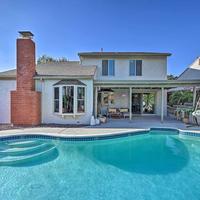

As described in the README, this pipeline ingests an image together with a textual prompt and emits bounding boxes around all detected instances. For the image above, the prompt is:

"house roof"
[53,79,86,86]
[78,52,171,57]
[178,57,200,80]
[0,61,96,79]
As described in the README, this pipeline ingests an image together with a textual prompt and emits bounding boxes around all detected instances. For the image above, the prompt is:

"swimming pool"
[0,129,200,200]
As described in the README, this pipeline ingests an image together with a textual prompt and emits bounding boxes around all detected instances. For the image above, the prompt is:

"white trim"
[161,87,164,122]
[129,87,132,120]
[53,84,86,116]
[193,86,197,107]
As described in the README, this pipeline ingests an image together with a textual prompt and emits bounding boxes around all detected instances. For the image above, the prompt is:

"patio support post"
[193,86,197,108]
[129,87,132,120]
[140,93,143,114]
[161,87,164,123]
[94,87,98,118]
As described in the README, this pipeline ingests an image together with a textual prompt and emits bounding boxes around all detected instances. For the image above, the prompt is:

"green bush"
[169,91,193,106]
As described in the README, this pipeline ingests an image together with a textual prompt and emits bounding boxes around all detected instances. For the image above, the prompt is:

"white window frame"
[129,60,142,76]
[53,85,86,116]
[77,86,86,113]
[102,60,115,76]
[53,87,60,113]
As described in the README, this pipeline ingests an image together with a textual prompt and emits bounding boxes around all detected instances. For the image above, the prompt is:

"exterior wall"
[36,79,93,125]
[0,80,16,123]
[81,56,167,81]
[110,89,129,108]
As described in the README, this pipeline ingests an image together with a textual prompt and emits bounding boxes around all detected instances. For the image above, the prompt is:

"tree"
[37,55,68,64]
[169,91,193,106]
[167,74,178,80]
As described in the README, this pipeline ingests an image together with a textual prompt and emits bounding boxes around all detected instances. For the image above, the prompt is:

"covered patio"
[94,79,200,122]
[93,115,191,129]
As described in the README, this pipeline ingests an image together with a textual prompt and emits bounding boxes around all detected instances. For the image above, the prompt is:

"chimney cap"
[18,31,34,39]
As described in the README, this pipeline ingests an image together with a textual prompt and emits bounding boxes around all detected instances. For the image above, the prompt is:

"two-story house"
[0,32,199,125]
[79,52,170,122]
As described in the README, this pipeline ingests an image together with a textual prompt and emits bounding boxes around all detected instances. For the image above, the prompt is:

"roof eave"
[94,79,200,88]
[78,52,172,57]
[0,76,16,80]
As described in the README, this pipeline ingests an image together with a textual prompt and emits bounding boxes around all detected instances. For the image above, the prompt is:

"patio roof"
[94,79,200,88]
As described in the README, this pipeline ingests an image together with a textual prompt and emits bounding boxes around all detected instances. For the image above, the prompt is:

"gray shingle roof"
[178,57,200,80]
[0,61,96,79]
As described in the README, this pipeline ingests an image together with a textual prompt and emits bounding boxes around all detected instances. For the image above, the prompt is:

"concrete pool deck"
[0,116,200,137]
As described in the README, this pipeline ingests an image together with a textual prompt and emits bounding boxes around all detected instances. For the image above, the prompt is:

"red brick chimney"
[11,31,41,126]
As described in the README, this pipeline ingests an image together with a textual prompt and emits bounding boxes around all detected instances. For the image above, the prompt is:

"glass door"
[132,94,142,114]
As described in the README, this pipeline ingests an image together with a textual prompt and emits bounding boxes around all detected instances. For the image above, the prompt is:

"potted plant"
[182,108,192,124]
[175,108,182,120]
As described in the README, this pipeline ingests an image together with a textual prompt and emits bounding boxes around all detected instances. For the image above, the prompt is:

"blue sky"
[0,0,200,75]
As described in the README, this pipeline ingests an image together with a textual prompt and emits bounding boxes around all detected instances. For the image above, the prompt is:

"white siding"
[0,80,16,123]
[81,56,167,81]
[38,79,93,125]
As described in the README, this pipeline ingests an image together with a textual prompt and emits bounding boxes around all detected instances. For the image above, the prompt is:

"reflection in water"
[81,135,189,174]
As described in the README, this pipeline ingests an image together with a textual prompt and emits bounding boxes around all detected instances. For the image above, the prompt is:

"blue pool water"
[0,131,200,200]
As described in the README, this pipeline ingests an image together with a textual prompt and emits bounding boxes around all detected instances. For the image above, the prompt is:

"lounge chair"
[119,108,129,118]
[108,108,121,118]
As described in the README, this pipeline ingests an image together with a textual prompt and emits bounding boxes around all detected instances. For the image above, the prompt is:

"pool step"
[5,140,43,148]
[0,146,57,166]
[0,143,54,156]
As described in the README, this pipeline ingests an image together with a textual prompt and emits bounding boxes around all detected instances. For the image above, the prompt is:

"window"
[77,87,85,113]
[129,60,142,76]
[129,60,136,76]
[54,85,86,115]
[62,86,74,113]
[54,87,59,112]
[102,60,115,76]
[136,60,142,76]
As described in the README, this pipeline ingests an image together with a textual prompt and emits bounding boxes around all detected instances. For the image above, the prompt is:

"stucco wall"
[0,80,16,123]
[36,79,93,125]
[110,89,129,108]
[81,56,167,80]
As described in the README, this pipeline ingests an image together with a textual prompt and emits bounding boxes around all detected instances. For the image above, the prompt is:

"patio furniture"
[108,108,121,118]
[119,108,129,118]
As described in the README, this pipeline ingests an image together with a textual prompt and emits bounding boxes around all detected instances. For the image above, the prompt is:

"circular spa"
[0,130,200,200]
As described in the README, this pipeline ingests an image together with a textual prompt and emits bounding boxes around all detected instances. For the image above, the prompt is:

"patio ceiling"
[94,80,200,89]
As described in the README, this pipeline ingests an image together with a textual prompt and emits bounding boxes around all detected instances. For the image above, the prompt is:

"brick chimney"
[11,31,41,126]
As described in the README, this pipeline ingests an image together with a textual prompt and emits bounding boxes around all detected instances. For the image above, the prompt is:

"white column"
[129,87,132,120]
[193,86,197,108]
[140,93,143,114]
[161,87,164,122]
[94,87,98,118]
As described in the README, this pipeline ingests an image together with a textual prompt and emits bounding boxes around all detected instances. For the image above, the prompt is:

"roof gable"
[178,57,200,80]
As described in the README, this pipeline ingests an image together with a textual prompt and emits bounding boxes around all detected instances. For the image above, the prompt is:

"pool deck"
[0,116,200,137]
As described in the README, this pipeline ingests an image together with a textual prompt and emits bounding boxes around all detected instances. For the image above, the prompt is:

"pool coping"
[0,127,200,141]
